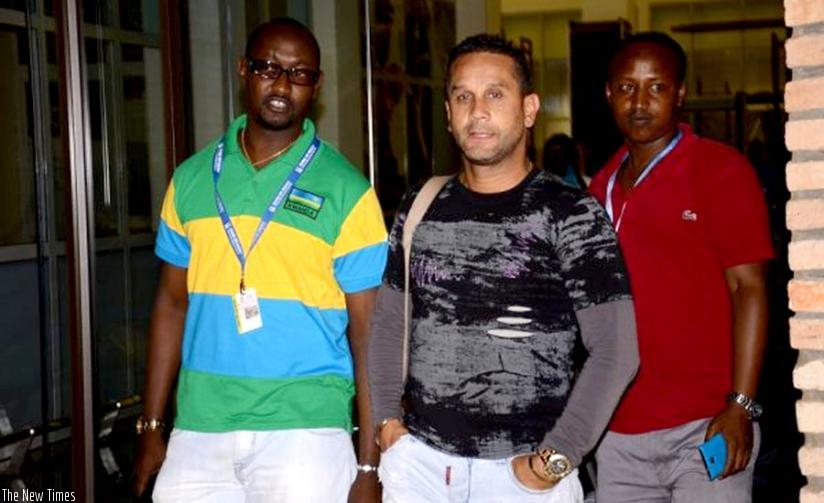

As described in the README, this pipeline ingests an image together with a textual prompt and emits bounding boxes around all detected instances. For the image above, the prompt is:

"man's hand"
[132,431,167,497]
[348,472,381,503]
[377,418,408,453]
[705,403,753,479]
[510,454,557,491]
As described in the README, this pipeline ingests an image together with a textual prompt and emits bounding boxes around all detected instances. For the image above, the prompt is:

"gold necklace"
[241,128,298,167]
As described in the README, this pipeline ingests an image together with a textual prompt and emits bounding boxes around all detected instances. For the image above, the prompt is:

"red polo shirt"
[589,124,773,434]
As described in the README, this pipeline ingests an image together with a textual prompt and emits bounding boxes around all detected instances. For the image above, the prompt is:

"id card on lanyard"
[212,134,320,334]
[605,130,682,233]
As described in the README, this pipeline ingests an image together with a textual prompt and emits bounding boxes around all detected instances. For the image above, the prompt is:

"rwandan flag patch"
[284,187,325,219]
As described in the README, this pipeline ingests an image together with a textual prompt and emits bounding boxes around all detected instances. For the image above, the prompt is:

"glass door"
[0,1,166,500]
[0,0,69,492]
[82,2,165,498]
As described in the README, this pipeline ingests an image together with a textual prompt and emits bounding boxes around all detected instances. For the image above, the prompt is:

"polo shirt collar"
[223,115,317,172]
[605,122,698,180]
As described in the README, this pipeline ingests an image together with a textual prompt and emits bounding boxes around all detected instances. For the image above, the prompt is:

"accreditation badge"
[233,287,263,334]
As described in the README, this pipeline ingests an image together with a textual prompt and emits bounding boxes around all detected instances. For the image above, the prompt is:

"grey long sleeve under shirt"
[368,171,639,465]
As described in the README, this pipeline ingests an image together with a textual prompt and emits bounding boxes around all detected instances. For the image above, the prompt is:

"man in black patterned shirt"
[368,34,640,503]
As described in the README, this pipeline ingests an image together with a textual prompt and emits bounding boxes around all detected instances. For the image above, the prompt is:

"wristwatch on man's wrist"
[726,391,763,420]
[535,448,573,483]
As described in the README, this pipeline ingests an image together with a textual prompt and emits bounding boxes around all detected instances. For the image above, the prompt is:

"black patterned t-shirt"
[381,169,633,459]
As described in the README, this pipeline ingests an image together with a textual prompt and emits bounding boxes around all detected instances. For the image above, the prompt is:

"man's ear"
[444,100,452,132]
[677,81,686,108]
[605,82,612,103]
[237,57,248,78]
[523,93,540,128]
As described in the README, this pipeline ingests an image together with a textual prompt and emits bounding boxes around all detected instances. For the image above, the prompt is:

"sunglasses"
[246,59,319,86]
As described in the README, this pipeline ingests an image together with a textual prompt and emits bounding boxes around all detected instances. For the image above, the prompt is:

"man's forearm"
[345,289,381,465]
[541,299,638,466]
[367,286,407,429]
[726,263,769,398]
[142,265,188,419]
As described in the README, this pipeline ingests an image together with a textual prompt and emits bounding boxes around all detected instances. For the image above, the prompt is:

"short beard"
[457,133,522,166]
[255,113,295,132]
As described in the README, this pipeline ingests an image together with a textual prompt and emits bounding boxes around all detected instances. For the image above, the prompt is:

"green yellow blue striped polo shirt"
[155,116,388,432]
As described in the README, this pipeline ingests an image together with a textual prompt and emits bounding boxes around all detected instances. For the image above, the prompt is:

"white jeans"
[153,428,356,503]
[379,433,583,503]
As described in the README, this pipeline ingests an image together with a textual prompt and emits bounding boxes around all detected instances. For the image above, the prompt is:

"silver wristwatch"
[727,391,763,420]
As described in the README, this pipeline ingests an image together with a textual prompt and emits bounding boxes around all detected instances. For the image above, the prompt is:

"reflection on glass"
[119,0,143,32]
[129,247,159,390]
[121,42,143,62]
[406,83,433,185]
[46,31,56,64]
[0,27,36,246]
[124,75,152,233]
[0,0,162,497]
[0,1,27,11]
[82,0,164,411]
[49,81,67,241]
[96,251,128,402]
[122,43,164,234]
[370,0,455,223]
[0,10,43,437]
[86,67,121,238]
[83,0,112,26]
[0,262,44,427]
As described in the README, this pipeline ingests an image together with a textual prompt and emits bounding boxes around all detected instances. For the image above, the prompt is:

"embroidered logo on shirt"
[284,188,324,219]
[682,209,698,222]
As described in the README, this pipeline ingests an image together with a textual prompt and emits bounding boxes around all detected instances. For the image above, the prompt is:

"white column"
[188,0,227,149]
[311,0,366,170]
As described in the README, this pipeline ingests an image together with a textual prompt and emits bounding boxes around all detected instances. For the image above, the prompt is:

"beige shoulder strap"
[400,175,452,381]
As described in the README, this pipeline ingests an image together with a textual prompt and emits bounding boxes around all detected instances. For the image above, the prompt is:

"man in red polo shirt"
[589,32,773,501]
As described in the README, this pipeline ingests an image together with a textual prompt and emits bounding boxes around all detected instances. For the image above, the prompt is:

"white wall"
[456,0,501,40]
[311,0,366,171]
[188,0,230,150]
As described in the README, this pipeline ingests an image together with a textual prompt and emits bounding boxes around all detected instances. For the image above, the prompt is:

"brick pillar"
[786,1,824,501]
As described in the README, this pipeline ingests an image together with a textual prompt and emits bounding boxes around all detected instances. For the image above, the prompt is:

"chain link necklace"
[241,128,299,168]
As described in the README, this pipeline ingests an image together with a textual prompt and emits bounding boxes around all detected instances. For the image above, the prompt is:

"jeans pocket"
[382,432,412,457]
[505,456,556,495]
[378,434,413,488]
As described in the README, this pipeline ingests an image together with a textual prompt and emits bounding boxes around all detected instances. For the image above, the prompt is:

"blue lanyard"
[605,130,682,232]
[212,134,320,292]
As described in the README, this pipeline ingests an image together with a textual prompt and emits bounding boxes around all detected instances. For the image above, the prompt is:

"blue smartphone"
[698,433,727,480]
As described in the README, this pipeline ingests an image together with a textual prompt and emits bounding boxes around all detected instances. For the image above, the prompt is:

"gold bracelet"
[135,416,165,435]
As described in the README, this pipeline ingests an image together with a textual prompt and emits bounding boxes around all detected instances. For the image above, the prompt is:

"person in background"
[589,31,772,502]
[132,17,387,503]
[542,133,587,189]
[368,33,638,503]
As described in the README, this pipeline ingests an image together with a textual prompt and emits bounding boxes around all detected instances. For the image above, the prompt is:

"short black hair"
[608,31,687,84]
[445,34,533,95]
[245,17,320,68]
